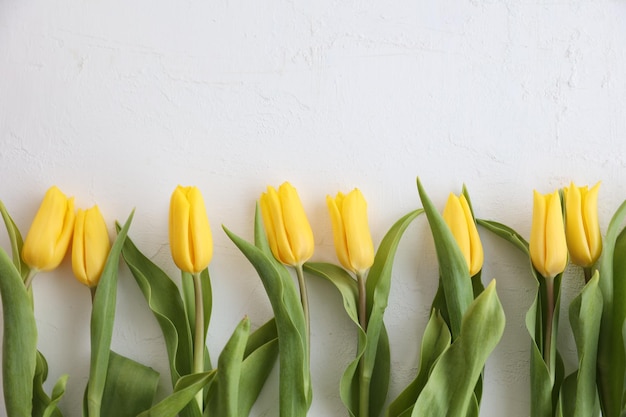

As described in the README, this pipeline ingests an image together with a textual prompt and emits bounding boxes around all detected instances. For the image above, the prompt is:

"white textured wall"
[1,1,626,416]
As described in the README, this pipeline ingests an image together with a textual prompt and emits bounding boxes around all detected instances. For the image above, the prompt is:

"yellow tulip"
[72,206,111,287]
[442,193,484,276]
[530,190,568,279]
[327,188,375,275]
[169,185,213,274]
[564,182,602,267]
[22,186,75,271]
[260,182,314,266]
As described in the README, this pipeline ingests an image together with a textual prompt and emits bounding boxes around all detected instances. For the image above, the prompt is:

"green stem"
[356,271,369,417]
[544,276,555,373]
[295,265,310,367]
[192,272,205,411]
[356,272,367,332]
[24,268,37,291]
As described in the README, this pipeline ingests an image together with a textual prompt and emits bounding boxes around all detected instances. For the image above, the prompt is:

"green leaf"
[597,199,626,417]
[387,311,451,417]
[0,200,30,280]
[417,178,473,339]
[476,218,530,256]
[86,211,134,417]
[0,248,37,417]
[238,319,279,417]
[99,351,159,417]
[137,371,216,417]
[119,231,195,384]
[566,272,602,417]
[224,205,310,417]
[42,374,69,417]
[410,280,505,417]
[211,317,251,417]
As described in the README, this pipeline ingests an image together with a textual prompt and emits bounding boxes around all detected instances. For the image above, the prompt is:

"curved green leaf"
[119,231,194,384]
[417,178,472,339]
[597,199,626,417]
[0,200,30,280]
[42,374,68,417]
[224,205,310,417]
[87,211,134,417]
[0,248,37,417]
[476,219,530,256]
[137,371,216,417]
[410,280,505,417]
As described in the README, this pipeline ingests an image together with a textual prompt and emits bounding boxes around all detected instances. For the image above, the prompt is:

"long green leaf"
[417,178,473,339]
[215,317,251,417]
[596,199,626,417]
[476,218,530,256]
[86,211,133,417]
[42,374,69,417]
[364,209,422,417]
[0,248,37,417]
[224,206,310,417]
[410,280,505,417]
[0,200,30,280]
[560,272,602,417]
[119,231,195,383]
[137,371,216,417]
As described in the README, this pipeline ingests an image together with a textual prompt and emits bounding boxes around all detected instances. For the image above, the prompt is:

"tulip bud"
[564,182,602,268]
[530,190,568,279]
[169,185,213,274]
[260,182,314,266]
[442,193,484,276]
[327,188,375,275]
[22,186,75,271]
[72,206,110,287]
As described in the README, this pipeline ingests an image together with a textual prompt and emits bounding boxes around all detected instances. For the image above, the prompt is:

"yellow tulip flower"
[327,188,375,275]
[22,186,75,271]
[169,185,213,274]
[564,182,602,268]
[442,193,484,276]
[530,190,568,279]
[260,182,314,266]
[72,206,111,287]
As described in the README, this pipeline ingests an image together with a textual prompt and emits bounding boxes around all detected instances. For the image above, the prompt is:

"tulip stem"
[24,269,37,291]
[356,272,368,331]
[192,272,205,411]
[544,276,555,373]
[295,265,310,365]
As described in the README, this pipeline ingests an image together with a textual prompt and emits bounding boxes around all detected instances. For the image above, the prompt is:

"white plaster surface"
[1,1,626,415]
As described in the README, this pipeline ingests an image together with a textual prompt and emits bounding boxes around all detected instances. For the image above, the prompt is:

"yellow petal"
[544,190,568,277]
[187,187,213,272]
[342,189,374,274]
[22,186,75,271]
[460,195,483,276]
[278,182,314,265]
[72,206,110,287]
[326,193,351,271]
[583,182,602,264]
[443,193,471,273]
[530,190,548,277]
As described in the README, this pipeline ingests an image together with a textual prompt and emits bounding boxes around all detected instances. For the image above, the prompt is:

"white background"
[2,1,626,416]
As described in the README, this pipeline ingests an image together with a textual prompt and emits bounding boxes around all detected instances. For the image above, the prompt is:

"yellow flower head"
[260,182,314,266]
[564,182,602,268]
[72,206,110,287]
[22,186,75,271]
[169,185,213,274]
[327,188,375,275]
[442,193,484,276]
[530,190,568,279]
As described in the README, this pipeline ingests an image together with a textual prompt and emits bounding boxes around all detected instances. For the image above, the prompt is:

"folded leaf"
[410,280,505,417]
